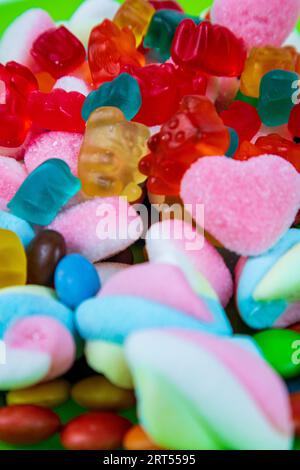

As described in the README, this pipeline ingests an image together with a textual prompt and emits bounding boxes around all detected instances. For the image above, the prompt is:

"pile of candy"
[1,0,300,451]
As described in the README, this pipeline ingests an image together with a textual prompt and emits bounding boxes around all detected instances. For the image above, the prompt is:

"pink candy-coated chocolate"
[211,0,300,49]
[101,263,214,323]
[0,156,27,202]
[172,329,292,436]
[181,156,300,256]
[4,316,76,381]
[24,131,83,176]
[49,197,143,263]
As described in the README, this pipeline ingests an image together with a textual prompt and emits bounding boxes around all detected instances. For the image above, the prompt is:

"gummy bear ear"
[88,106,126,127]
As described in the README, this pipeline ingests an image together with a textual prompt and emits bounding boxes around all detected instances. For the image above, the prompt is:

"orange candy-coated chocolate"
[123,425,162,450]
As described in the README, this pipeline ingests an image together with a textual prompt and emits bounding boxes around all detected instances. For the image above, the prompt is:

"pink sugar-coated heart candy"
[49,197,143,263]
[53,76,91,96]
[100,263,215,323]
[211,0,300,49]
[0,157,27,202]
[4,316,76,382]
[146,220,233,307]
[0,9,55,70]
[181,155,300,256]
[24,132,83,176]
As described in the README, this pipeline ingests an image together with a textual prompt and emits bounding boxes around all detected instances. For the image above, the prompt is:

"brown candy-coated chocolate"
[26,230,67,286]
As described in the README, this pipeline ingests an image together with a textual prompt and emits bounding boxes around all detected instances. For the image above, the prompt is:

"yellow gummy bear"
[78,106,150,202]
[0,228,27,288]
[113,0,155,46]
[240,46,297,98]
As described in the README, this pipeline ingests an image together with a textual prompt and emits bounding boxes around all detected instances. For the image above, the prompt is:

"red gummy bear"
[123,63,207,126]
[289,104,300,138]
[149,0,184,11]
[171,20,246,77]
[220,101,261,143]
[28,89,86,133]
[31,26,86,79]
[139,95,230,196]
[0,61,38,147]
[88,19,145,86]
[235,134,300,173]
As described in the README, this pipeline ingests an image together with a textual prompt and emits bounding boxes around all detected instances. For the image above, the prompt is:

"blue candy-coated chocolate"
[8,159,81,226]
[82,73,142,122]
[54,254,101,309]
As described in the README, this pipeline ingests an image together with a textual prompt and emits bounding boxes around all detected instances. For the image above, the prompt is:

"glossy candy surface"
[144,10,201,61]
[82,73,142,122]
[31,26,86,79]
[171,20,247,77]
[6,380,70,408]
[0,228,27,288]
[258,69,299,126]
[54,254,101,309]
[28,89,86,133]
[88,19,145,86]
[78,107,149,201]
[26,230,67,286]
[220,101,261,143]
[139,95,230,196]
[113,0,155,47]
[8,159,81,226]
[289,103,300,137]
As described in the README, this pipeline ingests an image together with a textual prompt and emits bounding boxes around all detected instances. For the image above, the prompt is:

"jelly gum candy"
[0,228,27,289]
[113,0,155,47]
[78,107,149,202]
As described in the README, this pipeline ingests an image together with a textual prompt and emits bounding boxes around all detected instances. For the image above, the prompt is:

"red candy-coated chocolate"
[220,101,261,143]
[139,95,229,196]
[171,20,246,77]
[234,133,300,173]
[60,412,131,450]
[289,104,300,137]
[88,19,145,86]
[0,405,61,445]
[31,26,86,79]
[123,63,207,126]
[28,89,86,133]
[149,0,184,12]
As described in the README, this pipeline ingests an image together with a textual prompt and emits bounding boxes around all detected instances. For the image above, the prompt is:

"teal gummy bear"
[82,73,142,121]
[8,159,81,226]
[258,69,299,127]
[226,127,239,158]
[144,10,201,61]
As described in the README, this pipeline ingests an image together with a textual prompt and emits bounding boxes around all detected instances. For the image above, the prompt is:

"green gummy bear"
[144,10,201,61]
[258,69,299,127]
[82,73,142,122]
[8,159,81,226]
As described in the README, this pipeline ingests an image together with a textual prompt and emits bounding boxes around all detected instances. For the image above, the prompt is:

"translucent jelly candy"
[28,89,86,133]
[226,128,239,158]
[123,63,207,126]
[31,26,86,79]
[258,70,299,127]
[82,73,142,122]
[149,0,184,12]
[78,107,149,201]
[0,228,27,288]
[139,96,230,196]
[0,61,38,147]
[144,11,201,62]
[8,159,81,226]
[240,46,297,98]
[234,134,300,173]
[220,101,261,143]
[88,19,145,86]
[171,20,247,77]
[289,104,300,138]
[113,0,155,47]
